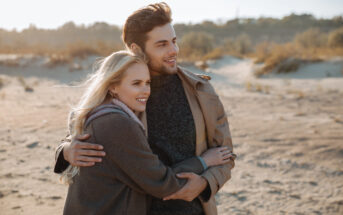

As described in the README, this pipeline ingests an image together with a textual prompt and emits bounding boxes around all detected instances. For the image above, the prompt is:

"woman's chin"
[132,106,146,113]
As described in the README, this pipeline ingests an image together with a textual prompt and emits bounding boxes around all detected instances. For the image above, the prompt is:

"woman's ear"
[108,85,116,97]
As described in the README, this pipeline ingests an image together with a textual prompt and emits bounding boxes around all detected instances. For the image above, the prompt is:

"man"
[54,3,235,215]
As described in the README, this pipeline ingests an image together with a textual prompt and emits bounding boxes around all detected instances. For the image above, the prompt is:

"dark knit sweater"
[146,74,204,215]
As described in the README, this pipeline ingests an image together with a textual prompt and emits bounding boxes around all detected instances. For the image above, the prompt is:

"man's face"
[144,23,179,76]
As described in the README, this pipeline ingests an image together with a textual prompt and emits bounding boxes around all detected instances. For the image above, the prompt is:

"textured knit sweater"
[146,74,204,215]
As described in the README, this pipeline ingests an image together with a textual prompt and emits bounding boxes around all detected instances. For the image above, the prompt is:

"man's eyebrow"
[154,40,168,45]
[154,37,177,45]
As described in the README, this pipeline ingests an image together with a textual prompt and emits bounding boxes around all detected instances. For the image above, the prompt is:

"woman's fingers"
[222,152,237,160]
[222,154,233,160]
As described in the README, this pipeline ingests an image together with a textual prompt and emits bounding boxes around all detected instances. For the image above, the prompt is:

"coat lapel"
[177,67,216,154]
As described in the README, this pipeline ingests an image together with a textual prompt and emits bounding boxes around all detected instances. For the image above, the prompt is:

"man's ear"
[130,43,143,55]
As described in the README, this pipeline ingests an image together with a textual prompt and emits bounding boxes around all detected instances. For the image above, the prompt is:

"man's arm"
[54,138,70,173]
[53,134,105,173]
[200,97,235,201]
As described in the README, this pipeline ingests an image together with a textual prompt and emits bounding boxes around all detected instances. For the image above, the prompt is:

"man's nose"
[169,43,178,55]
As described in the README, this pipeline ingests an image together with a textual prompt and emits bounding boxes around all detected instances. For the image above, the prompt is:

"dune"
[0,55,342,214]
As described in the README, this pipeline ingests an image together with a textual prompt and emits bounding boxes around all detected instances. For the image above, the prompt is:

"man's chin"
[149,63,178,75]
[158,65,177,75]
[165,64,178,73]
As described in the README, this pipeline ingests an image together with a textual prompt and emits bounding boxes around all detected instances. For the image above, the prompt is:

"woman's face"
[111,62,150,112]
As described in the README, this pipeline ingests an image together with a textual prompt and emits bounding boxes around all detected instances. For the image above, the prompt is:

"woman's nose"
[143,85,150,95]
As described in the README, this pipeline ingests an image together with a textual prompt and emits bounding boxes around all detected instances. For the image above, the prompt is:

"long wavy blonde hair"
[61,50,146,184]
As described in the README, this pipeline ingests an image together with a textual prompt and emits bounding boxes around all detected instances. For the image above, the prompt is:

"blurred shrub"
[235,34,252,55]
[179,32,214,60]
[294,28,327,48]
[45,54,71,67]
[253,42,273,63]
[223,34,252,56]
[64,41,100,59]
[202,47,224,61]
[328,27,343,48]
[254,43,296,76]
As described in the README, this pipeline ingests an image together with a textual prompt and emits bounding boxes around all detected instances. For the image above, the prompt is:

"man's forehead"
[147,23,176,42]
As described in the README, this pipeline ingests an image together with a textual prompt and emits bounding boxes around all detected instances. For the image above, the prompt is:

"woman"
[63,51,233,215]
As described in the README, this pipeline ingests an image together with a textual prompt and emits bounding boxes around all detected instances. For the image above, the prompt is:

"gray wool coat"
[63,112,205,215]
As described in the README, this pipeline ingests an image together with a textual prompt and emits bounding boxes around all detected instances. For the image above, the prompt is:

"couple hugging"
[54,2,236,215]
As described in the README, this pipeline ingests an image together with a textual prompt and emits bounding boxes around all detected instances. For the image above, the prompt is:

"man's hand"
[63,134,106,167]
[163,172,208,202]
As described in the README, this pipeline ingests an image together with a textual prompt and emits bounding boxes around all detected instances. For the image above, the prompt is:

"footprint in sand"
[47,196,62,200]
[26,141,39,148]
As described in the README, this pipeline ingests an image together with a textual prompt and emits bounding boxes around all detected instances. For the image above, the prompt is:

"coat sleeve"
[53,111,74,173]
[200,86,236,201]
[90,113,205,198]
[53,135,71,173]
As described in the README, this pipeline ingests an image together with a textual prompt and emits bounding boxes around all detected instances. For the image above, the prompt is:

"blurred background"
[0,0,342,72]
[0,1,342,215]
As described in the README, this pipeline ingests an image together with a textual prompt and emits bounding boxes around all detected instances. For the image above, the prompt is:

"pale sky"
[1,0,342,31]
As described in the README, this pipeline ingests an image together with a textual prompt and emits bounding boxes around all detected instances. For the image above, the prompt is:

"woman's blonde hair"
[61,50,146,184]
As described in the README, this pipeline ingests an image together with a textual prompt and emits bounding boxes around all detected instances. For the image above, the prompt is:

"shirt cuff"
[197,156,208,170]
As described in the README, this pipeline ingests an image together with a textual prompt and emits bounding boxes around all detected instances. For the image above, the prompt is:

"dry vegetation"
[0,22,124,63]
[252,27,343,76]
[0,14,342,72]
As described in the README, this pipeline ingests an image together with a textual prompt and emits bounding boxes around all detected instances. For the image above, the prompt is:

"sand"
[1,55,343,215]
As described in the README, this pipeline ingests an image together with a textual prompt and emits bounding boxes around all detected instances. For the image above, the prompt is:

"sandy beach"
[1,55,343,215]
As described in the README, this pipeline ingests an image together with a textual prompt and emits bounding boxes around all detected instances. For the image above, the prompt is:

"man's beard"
[148,62,177,75]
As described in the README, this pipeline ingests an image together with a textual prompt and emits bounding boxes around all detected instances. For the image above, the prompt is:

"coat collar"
[176,66,208,90]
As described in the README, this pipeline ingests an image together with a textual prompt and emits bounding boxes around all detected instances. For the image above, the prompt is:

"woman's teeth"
[137,98,147,102]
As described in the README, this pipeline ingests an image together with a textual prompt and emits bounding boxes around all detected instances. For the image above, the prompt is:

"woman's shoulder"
[87,112,146,149]
[89,112,139,132]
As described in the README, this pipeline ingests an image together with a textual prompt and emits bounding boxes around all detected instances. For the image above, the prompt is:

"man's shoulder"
[178,66,217,95]
[178,66,212,83]
[196,74,211,81]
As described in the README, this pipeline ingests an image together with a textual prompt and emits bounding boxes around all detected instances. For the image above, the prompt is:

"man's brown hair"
[122,2,172,51]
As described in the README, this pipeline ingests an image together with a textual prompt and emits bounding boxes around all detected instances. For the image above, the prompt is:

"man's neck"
[149,66,178,76]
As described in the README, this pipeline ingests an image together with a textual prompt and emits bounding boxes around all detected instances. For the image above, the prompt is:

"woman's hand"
[201,146,235,167]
